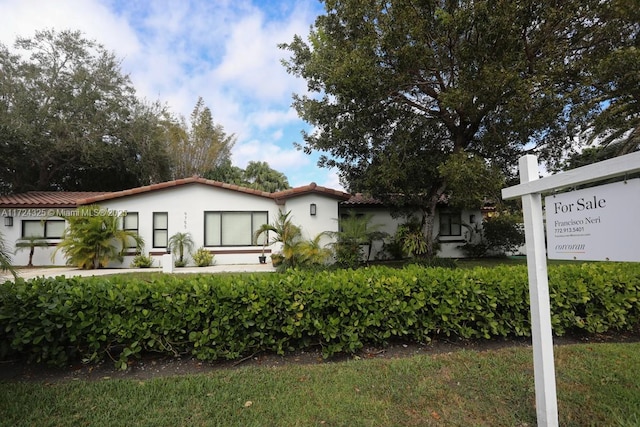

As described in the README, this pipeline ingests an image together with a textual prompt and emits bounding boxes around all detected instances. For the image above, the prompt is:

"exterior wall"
[435,208,483,258]
[340,205,483,259]
[283,194,341,246]
[1,184,347,268]
[95,184,278,266]
[1,212,67,267]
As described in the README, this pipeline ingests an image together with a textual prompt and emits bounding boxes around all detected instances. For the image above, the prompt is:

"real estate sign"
[545,178,640,262]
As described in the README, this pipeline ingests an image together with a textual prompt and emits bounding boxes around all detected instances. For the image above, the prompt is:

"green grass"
[2,342,639,426]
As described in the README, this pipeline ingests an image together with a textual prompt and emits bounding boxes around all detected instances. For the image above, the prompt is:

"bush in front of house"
[192,247,214,267]
[459,213,525,258]
[131,253,154,268]
[483,213,525,255]
[1,263,639,369]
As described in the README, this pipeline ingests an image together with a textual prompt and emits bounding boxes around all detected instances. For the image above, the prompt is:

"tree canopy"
[243,161,291,192]
[204,160,291,193]
[281,0,638,255]
[0,29,173,193]
[166,97,236,179]
[0,30,265,194]
[566,0,640,158]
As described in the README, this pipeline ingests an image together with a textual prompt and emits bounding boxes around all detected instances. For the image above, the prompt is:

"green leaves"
[0,29,173,193]
[165,97,237,180]
[54,205,144,269]
[1,262,639,368]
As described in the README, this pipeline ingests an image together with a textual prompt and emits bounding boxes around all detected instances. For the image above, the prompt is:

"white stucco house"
[0,177,484,267]
[339,193,486,260]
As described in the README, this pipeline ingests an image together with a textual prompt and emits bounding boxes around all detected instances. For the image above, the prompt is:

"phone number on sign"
[555,226,585,234]
[1,208,127,217]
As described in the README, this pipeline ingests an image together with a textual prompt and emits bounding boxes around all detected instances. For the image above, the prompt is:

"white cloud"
[0,0,140,56]
[248,109,300,130]
[234,138,310,172]
[0,0,343,190]
[212,2,314,102]
[321,170,346,192]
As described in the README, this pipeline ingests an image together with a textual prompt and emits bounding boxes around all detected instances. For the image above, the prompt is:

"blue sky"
[0,0,343,190]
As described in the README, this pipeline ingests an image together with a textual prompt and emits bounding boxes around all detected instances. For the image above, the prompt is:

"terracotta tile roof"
[342,192,452,206]
[76,177,274,204]
[0,178,352,208]
[0,191,110,208]
[272,182,352,203]
[341,193,384,206]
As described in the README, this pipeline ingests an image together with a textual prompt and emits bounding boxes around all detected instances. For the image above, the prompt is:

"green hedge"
[1,263,639,369]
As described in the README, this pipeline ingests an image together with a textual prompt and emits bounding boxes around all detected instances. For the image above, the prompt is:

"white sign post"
[502,151,640,427]
[514,155,558,427]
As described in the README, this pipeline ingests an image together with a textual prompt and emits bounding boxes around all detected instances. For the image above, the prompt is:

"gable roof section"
[341,193,385,207]
[272,182,351,204]
[0,178,352,208]
[0,191,109,208]
[76,177,273,205]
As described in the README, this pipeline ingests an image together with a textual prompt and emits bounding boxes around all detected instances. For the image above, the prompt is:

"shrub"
[483,214,525,255]
[254,211,303,268]
[0,230,16,278]
[458,241,489,258]
[297,234,332,267]
[192,248,214,267]
[55,205,143,269]
[328,210,387,268]
[409,257,458,269]
[131,253,154,268]
[1,262,638,369]
[396,221,428,257]
[270,253,284,267]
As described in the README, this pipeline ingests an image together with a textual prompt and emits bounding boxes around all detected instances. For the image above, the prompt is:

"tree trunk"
[423,185,446,258]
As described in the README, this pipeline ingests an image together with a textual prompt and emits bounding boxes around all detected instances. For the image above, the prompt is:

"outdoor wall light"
[310,203,317,216]
[4,216,13,227]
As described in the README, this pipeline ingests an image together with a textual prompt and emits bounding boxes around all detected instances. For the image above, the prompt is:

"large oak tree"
[0,29,172,193]
[281,0,638,255]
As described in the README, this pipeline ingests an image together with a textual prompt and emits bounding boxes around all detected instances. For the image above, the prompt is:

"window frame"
[204,211,269,247]
[152,212,168,248]
[439,210,462,237]
[122,212,139,249]
[21,219,65,239]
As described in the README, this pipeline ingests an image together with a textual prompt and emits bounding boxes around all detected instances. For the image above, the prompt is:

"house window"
[123,212,139,248]
[204,211,268,246]
[22,220,65,239]
[339,212,365,232]
[153,212,168,248]
[439,211,462,236]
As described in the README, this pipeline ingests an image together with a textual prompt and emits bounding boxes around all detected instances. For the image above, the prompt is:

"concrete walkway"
[1,263,276,281]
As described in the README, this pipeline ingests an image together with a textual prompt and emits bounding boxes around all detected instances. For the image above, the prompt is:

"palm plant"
[395,217,430,258]
[327,211,387,269]
[298,233,333,266]
[54,206,144,269]
[254,210,302,267]
[0,230,17,278]
[168,232,195,267]
[15,236,49,267]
